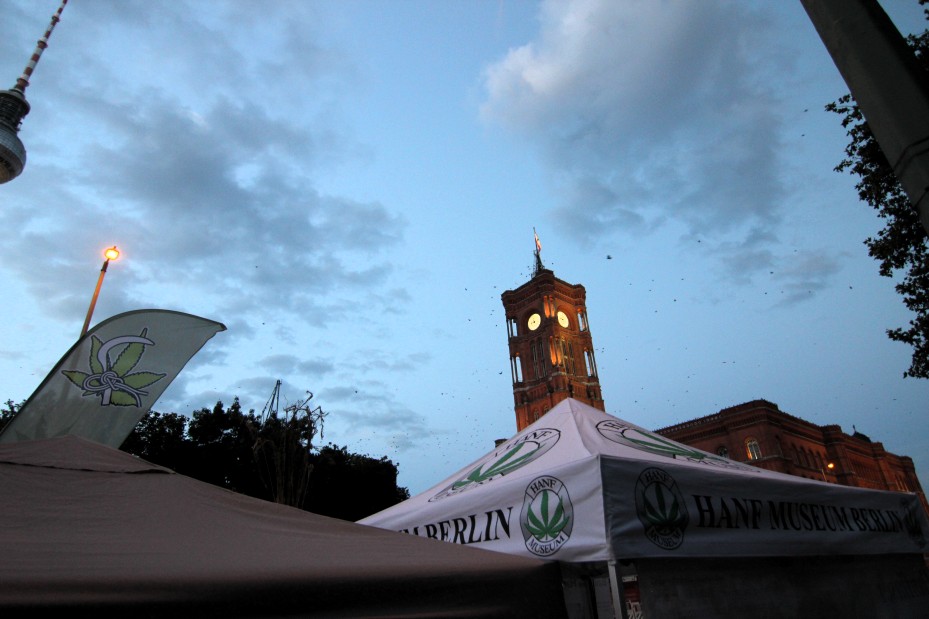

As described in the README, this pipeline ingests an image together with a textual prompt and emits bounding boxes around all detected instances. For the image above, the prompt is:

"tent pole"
[607,560,626,619]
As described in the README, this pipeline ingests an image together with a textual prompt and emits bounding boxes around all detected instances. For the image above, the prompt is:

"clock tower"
[501,235,605,431]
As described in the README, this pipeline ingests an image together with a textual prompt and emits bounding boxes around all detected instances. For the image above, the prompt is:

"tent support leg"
[607,560,626,619]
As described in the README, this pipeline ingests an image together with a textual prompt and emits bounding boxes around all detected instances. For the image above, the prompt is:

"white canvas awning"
[360,398,929,561]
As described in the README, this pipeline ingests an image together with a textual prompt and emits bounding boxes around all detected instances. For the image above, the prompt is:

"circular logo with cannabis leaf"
[520,475,573,557]
[61,330,166,407]
[430,428,560,501]
[597,420,755,472]
[901,497,927,548]
[635,467,688,551]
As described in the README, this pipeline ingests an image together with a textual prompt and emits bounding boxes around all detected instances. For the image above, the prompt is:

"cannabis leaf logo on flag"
[61,329,166,407]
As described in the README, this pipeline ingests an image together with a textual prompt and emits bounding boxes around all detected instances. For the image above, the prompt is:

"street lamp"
[821,461,835,482]
[80,246,120,338]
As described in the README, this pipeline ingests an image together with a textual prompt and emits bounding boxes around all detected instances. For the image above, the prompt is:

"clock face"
[557,311,570,328]
[527,313,542,331]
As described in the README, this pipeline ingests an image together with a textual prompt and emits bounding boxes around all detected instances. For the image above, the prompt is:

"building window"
[577,311,588,332]
[584,349,598,377]
[716,446,728,458]
[531,339,546,379]
[557,337,576,375]
[549,336,559,366]
[745,438,762,460]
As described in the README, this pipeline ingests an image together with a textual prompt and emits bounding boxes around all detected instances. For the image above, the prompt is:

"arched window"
[531,339,545,379]
[511,354,523,383]
[584,349,598,377]
[557,337,576,375]
[507,317,517,338]
[745,438,762,461]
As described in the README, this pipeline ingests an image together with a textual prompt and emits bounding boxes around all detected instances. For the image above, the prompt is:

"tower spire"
[532,228,544,276]
[0,0,68,184]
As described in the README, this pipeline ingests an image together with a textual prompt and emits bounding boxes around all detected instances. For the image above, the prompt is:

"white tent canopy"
[361,399,929,562]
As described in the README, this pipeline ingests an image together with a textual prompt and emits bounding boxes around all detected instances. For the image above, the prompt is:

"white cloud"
[481,0,789,246]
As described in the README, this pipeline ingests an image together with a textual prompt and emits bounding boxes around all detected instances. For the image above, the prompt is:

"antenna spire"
[14,0,68,94]
[0,0,68,184]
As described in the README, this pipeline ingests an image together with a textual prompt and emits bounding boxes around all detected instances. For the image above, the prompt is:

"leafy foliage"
[304,444,410,522]
[825,7,929,378]
[120,398,409,520]
[0,399,22,434]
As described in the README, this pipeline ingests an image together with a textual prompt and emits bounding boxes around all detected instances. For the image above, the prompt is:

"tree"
[119,410,191,471]
[249,390,322,508]
[120,397,409,520]
[184,398,267,499]
[0,399,21,434]
[826,5,929,378]
[304,444,411,522]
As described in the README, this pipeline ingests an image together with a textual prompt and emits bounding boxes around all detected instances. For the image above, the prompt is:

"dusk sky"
[1,0,927,495]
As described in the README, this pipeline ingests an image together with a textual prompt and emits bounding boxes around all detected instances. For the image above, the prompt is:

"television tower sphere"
[0,0,67,185]
[0,88,30,183]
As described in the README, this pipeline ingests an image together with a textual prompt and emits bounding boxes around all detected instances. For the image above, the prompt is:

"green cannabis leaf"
[643,483,683,528]
[526,490,568,541]
[454,441,541,489]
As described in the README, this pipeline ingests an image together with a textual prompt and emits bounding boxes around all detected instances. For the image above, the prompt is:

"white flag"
[0,309,225,447]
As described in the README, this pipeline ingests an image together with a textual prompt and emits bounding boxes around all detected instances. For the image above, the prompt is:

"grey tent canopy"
[0,435,568,618]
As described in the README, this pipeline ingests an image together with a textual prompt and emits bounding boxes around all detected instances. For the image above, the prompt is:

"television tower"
[0,0,68,184]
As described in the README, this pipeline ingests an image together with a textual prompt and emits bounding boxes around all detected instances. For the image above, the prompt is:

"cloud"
[354,350,431,373]
[260,354,336,377]
[481,0,791,263]
[0,76,404,329]
[0,2,416,440]
[772,250,843,305]
[332,387,434,453]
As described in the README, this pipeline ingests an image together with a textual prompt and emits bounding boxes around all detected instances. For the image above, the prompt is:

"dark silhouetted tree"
[120,397,408,520]
[184,398,266,499]
[826,4,929,378]
[120,411,191,471]
[305,444,411,522]
[248,384,323,508]
[0,399,21,434]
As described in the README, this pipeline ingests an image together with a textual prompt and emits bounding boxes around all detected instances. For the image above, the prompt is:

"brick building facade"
[655,399,928,514]
[499,251,925,515]
[501,267,605,431]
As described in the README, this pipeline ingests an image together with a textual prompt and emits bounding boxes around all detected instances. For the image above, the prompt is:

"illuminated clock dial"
[527,313,542,331]
[556,311,569,328]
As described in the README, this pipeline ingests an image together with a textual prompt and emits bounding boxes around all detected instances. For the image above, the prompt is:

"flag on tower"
[534,229,542,253]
